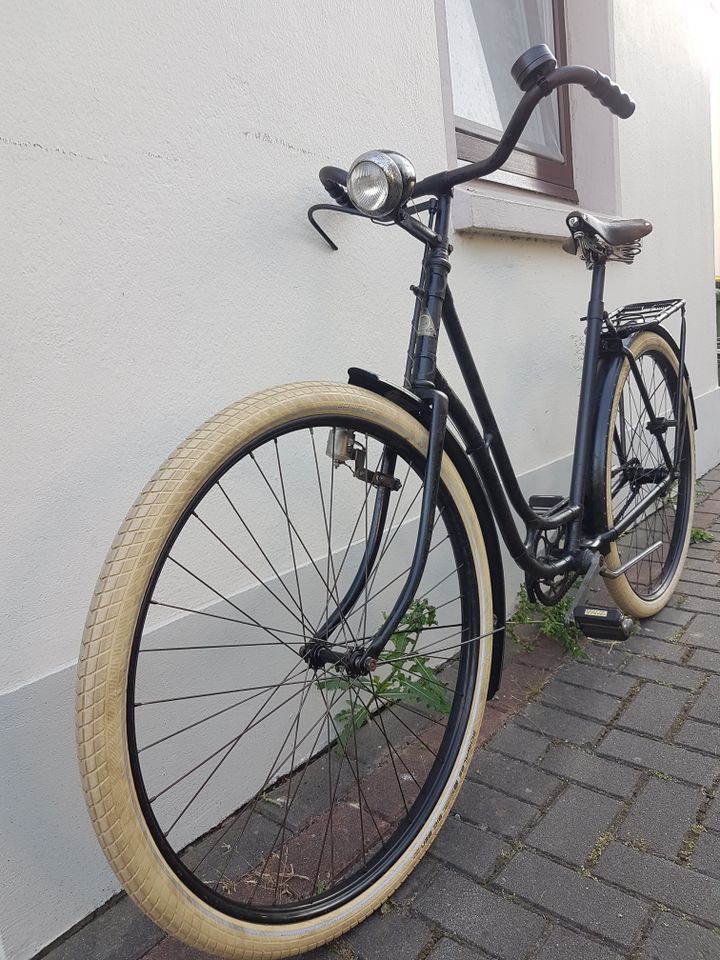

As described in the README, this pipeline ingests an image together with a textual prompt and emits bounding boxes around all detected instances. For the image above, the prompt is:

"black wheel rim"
[610,349,692,601]
[126,415,482,923]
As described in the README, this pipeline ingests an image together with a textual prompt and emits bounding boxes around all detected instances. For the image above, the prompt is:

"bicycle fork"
[303,198,453,675]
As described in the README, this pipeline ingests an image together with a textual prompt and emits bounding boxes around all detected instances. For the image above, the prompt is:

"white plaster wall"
[2,1,719,957]
[712,3,720,277]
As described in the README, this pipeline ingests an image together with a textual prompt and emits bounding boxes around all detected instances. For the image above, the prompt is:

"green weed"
[508,584,586,659]
[317,599,450,754]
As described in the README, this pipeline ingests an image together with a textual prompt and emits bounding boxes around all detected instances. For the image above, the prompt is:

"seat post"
[567,258,606,554]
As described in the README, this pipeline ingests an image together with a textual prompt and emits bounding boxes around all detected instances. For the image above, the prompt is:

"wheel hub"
[300,639,374,677]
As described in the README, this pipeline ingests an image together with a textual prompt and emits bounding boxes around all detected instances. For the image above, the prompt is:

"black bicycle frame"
[310,189,686,672]
[403,193,602,570]
[307,54,689,671]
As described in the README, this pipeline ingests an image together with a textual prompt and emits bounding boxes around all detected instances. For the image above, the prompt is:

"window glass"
[446,0,563,161]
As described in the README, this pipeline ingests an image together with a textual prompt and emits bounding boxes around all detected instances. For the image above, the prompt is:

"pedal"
[573,605,636,642]
[529,494,566,516]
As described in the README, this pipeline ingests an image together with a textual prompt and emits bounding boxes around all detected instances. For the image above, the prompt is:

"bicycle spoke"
[251,450,358,644]
[166,557,303,659]
[216,480,313,636]
[150,659,309,806]
[163,669,315,838]
[192,510,315,637]
[147,599,307,640]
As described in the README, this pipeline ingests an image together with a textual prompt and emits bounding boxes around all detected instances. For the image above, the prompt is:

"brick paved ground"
[42,465,720,960]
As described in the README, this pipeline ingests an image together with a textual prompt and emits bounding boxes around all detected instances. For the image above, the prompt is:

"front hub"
[300,639,373,677]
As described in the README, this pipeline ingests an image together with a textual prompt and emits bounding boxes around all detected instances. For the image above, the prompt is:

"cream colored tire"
[76,381,493,959]
[602,332,695,619]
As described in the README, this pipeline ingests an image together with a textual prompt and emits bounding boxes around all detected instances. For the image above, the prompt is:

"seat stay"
[624,347,675,472]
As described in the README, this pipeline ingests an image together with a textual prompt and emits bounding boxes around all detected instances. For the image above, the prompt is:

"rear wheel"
[77,382,493,959]
[600,331,695,618]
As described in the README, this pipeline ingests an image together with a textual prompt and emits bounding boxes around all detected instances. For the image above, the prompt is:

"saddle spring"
[575,232,642,267]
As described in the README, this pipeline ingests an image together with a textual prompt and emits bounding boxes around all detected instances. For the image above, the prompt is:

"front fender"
[347,367,506,699]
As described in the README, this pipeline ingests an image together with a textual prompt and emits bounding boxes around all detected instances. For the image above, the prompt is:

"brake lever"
[307,203,369,251]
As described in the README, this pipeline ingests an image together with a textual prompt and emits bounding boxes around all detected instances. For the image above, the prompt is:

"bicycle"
[77,44,695,959]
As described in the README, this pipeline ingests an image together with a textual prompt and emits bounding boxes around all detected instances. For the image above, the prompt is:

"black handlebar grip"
[319,166,352,206]
[586,70,635,119]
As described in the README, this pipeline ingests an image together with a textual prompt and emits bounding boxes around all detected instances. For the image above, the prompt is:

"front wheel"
[597,330,695,618]
[76,382,493,959]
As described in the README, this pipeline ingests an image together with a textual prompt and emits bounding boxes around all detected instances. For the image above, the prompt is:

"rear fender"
[584,327,697,543]
[347,367,506,699]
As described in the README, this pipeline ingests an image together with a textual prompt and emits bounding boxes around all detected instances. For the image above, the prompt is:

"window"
[445,0,576,200]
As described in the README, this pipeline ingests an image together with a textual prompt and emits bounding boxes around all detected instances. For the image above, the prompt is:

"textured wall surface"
[2,1,718,957]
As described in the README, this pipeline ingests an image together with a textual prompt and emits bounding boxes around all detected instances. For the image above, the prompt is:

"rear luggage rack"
[605,298,685,337]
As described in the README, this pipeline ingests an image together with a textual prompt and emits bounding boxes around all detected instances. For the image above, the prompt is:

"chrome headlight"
[346,150,416,218]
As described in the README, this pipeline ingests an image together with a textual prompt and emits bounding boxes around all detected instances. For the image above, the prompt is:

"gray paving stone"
[186,809,281,879]
[685,557,720,575]
[636,913,720,960]
[40,896,163,960]
[430,817,506,880]
[583,645,629,671]
[495,850,650,948]
[621,656,703,690]
[598,729,720,785]
[674,580,720,600]
[344,909,431,960]
[615,683,690,737]
[541,680,621,723]
[691,827,720,878]
[301,948,336,960]
[143,936,233,959]
[259,755,353,831]
[649,606,695,626]
[557,662,636,698]
[392,855,440,905]
[623,634,685,663]
[526,784,622,866]
[427,938,489,960]
[469,750,561,806]
[636,619,685,642]
[676,595,720,617]
[678,569,720,586]
[673,717,720,756]
[536,925,622,960]
[453,780,537,837]
[486,722,550,763]
[690,676,720,722]
[704,796,720,831]
[688,647,720,672]
[594,841,720,925]
[520,703,604,746]
[618,778,702,858]
[687,539,720,556]
[414,864,545,959]
[541,743,641,799]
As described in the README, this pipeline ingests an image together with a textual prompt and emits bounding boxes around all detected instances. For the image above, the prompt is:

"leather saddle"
[562,210,652,257]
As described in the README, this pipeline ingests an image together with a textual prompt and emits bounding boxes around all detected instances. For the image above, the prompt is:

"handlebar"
[412,63,634,198]
[318,51,635,203]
